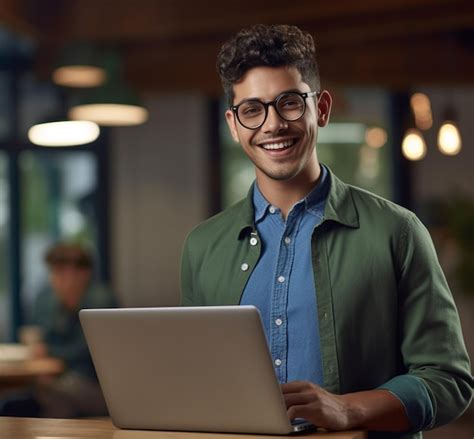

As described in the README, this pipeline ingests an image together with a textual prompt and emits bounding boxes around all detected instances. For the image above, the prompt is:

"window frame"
[0,67,110,342]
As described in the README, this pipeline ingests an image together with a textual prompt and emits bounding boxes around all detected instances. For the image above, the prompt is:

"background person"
[0,241,116,418]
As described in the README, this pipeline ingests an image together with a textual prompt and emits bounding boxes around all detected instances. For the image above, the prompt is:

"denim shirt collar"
[252,165,330,223]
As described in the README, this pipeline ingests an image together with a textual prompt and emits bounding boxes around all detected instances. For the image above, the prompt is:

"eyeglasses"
[231,90,319,130]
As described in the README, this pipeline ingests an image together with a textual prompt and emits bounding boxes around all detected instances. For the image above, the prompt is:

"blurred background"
[0,0,472,434]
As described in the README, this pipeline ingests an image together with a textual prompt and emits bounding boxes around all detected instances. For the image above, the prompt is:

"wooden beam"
[25,0,474,44]
[122,32,474,94]
[11,0,474,95]
[0,0,38,37]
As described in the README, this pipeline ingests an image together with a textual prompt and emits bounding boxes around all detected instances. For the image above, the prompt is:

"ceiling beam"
[22,0,474,44]
[0,0,38,37]
[123,32,474,94]
[6,0,474,94]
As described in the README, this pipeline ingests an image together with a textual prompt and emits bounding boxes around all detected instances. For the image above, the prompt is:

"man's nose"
[261,104,288,133]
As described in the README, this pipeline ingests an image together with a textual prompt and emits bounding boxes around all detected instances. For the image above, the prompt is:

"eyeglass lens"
[237,93,306,129]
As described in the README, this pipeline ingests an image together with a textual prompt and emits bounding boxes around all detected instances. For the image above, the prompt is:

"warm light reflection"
[410,93,433,130]
[53,65,107,88]
[28,121,100,147]
[438,121,462,156]
[69,104,149,126]
[402,129,426,161]
[365,127,387,148]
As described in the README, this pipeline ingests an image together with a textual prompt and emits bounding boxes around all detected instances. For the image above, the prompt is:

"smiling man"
[180,25,473,438]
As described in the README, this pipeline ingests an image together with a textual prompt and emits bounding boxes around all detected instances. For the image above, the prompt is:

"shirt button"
[275,318,283,326]
[274,359,282,367]
[277,275,285,283]
[250,237,258,246]
[284,236,291,245]
[269,206,276,214]
[241,263,249,271]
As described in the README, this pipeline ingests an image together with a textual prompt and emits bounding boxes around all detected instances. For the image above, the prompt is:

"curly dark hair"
[217,24,320,106]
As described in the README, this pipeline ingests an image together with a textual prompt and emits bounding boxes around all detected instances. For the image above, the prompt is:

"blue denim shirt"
[241,166,330,385]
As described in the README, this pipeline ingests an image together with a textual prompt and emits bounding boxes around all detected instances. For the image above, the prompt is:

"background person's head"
[217,24,321,106]
[44,242,93,310]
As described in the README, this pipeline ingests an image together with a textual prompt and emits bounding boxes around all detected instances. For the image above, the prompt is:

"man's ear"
[225,109,240,143]
[317,90,332,127]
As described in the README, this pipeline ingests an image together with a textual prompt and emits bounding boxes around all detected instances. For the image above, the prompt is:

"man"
[180,25,472,438]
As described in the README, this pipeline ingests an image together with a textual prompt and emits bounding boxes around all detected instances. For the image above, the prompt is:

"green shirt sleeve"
[396,213,473,428]
[378,375,434,431]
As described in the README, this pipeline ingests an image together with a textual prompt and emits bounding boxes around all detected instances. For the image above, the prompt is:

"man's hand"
[281,381,411,432]
[281,381,351,430]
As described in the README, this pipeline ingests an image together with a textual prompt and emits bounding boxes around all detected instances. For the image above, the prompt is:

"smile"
[258,138,297,150]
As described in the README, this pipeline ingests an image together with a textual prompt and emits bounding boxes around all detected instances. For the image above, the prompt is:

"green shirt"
[181,169,473,438]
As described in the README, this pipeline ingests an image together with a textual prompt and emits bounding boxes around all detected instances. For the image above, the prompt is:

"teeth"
[262,140,294,150]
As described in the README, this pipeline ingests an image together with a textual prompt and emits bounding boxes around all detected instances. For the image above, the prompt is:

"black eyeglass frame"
[230,90,320,130]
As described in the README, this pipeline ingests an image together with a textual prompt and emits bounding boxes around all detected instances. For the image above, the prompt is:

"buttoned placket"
[270,205,304,383]
[239,230,260,290]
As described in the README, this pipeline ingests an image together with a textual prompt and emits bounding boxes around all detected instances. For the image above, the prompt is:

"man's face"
[225,66,331,183]
[49,262,91,310]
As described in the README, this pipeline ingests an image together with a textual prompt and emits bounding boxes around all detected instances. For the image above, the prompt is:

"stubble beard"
[255,161,303,182]
[252,144,316,183]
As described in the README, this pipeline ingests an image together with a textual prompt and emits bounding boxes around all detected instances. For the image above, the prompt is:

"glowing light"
[402,129,426,161]
[410,93,433,130]
[28,121,100,147]
[438,122,462,156]
[69,104,149,126]
[53,65,107,88]
[365,127,387,148]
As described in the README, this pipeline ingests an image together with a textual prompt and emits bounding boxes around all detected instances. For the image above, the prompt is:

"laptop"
[79,305,315,434]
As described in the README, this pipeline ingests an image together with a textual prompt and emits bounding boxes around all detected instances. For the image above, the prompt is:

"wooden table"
[0,357,64,378]
[0,357,64,390]
[0,417,367,439]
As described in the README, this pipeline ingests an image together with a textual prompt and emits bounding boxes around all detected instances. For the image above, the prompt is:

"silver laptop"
[79,305,315,434]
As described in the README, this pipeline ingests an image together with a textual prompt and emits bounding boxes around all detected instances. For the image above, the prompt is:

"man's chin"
[257,167,299,182]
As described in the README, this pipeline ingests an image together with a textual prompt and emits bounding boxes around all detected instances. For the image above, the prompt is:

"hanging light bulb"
[402,128,426,161]
[438,121,462,155]
[28,120,100,147]
[410,93,433,130]
[438,105,462,156]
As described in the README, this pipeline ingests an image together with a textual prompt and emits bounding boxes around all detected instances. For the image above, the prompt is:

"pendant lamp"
[52,42,107,88]
[28,119,100,147]
[437,106,462,156]
[68,50,148,126]
[401,128,426,161]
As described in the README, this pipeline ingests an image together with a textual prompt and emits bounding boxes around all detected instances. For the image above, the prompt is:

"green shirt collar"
[235,165,359,240]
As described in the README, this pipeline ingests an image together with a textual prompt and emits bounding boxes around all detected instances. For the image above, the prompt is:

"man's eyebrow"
[234,89,303,106]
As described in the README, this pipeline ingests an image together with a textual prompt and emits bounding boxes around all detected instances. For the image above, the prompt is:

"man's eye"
[280,99,301,109]
[241,105,263,117]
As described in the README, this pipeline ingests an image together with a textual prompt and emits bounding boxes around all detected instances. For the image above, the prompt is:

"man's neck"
[256,164,322,219]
